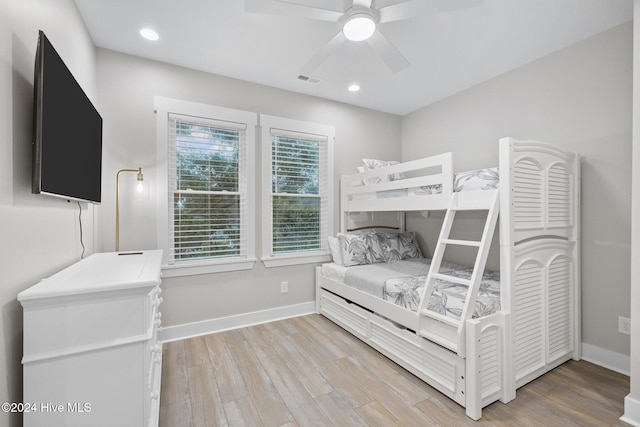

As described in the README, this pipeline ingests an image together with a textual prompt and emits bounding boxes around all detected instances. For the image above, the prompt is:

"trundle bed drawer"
[368,315,466,404]
[319,289,369,338]
[319,288,466,405]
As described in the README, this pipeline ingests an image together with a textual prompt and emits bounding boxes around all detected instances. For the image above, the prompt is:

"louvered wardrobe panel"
[547,164,573,228]
[512,158,544,231]
[480,325,501,400]
[513,261,545,383]
[547,256,574,362]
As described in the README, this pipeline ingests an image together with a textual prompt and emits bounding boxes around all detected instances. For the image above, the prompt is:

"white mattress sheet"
[321,262,349,283]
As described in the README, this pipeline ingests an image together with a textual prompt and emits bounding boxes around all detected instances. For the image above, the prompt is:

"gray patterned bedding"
[343,258,501,320]
[417,167,500,195]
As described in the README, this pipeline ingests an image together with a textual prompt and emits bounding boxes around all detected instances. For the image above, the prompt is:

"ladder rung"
[418,328,459,352]
[420,309,460,327]
[450,204,493,211]
[441,238,481,247]
[430,273,471,287]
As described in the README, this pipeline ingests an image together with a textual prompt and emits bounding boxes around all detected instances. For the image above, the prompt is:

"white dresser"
[18,250,163,427]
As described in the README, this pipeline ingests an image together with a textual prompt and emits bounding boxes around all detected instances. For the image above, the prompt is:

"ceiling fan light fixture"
[343,13,376,42]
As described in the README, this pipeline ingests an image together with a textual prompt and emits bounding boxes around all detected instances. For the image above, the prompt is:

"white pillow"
[327,236,344,266]
[362,158,404,184]
[356,166,367,186]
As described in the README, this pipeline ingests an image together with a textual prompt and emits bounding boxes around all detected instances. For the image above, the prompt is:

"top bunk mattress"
[321,258,500,320]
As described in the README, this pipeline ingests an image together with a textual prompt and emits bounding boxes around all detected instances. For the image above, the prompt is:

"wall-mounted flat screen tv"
[32,30,103,204]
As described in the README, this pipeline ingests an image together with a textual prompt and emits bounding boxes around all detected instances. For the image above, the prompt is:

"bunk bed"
[315,137,581,419]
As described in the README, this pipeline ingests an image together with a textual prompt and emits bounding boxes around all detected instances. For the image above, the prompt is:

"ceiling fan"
[245,0,482,75]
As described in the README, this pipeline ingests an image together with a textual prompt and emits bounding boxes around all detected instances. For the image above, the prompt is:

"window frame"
[155,96,256,277]
[260,114,334,268]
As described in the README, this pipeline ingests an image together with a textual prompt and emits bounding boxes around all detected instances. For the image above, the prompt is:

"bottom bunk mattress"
[321,258,500,319]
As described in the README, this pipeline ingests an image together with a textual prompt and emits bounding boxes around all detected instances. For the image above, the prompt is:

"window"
[155,97,256,276]
[260,115,334,267]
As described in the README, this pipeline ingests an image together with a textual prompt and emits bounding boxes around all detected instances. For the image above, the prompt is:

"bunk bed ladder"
[417,189,500,357]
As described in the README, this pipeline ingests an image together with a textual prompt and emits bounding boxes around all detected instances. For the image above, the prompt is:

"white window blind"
[271,130,329,254]
[167,113,249,264]
[261,114,334,267]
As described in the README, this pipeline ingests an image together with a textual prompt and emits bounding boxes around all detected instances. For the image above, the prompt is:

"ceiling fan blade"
[245,0,344,22]
[378,0,483,23]
[367,30,409,73]
[300,31,347,75]
[353,0,373,8]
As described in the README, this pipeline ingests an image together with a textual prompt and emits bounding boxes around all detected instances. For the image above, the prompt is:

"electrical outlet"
[618,316,631,335]
[280,281,288,293]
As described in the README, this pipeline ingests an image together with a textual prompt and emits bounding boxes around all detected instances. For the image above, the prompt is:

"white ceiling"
[74,0,633,115]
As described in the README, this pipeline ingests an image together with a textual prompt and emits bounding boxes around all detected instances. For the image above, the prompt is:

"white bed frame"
[315,137,581,419]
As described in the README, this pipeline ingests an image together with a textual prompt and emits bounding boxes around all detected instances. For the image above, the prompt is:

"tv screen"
[32,30,103,204]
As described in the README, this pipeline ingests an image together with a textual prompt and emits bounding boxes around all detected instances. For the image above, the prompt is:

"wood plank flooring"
[160,314,631,426]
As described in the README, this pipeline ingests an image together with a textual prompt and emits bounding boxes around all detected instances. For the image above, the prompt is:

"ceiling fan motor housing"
[342,5,379,42]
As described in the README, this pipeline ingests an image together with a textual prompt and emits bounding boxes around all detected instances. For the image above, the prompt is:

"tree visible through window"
[261,114,334,268]
[156,97,256,275]
[272,135,321,253]
[170,116,246,261]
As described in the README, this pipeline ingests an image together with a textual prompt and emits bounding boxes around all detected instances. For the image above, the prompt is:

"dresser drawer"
[23,289,154,362]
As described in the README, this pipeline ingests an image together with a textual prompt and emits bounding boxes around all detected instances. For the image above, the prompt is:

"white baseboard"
[622,395,640,427]
[158,301,316,343]
[581,342,630,375]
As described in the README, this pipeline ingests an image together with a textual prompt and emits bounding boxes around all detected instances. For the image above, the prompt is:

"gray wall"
[403,23,633,361]
[626,0,639,420]
[95,49,402,327]
[0,1,97,426]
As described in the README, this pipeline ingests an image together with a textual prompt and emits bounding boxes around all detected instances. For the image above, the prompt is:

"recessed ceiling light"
[139,27,160,41]
[348,84,361,92]
[343,13,376,42]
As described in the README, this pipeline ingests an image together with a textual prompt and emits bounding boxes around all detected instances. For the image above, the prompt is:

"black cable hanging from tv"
[77,201,85,259]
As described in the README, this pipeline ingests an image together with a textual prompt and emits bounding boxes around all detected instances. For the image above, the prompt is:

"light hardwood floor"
[160,314,631,426]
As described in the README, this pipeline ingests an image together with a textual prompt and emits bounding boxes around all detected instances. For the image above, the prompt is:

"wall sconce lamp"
[115,167,144,252]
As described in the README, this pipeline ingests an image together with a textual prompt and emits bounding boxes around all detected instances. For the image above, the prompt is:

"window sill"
[161,258,256,277]
[262,253,331,268]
